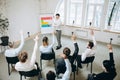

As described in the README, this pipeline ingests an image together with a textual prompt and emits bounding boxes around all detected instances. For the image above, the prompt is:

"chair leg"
[53,58,55,64]
[1,46,2,52]
[24,76,26,79]
[20,75,22,80]
[91,63,92,73]
[40,59,42,71]
[87,63,89,67]
[76,63,78,75]
[8,64,10,75]
[73,71,75,80]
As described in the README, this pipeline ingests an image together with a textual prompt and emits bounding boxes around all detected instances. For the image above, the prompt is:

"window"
[55,0,120,32]
[55,0,64,22]
[86,0,104,27]
[66,0,83,25]
[106,0,120,31]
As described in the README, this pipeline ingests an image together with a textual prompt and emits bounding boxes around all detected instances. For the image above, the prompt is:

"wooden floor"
[0,35,120,80]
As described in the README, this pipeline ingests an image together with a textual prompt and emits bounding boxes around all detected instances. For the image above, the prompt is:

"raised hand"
[71,34,77,41]
[107,44,112,51]
[90,29,94,36]
[34,35,39,42]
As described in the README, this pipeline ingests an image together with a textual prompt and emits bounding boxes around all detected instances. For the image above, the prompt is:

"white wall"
[62,25,120,45]
[39,0,59,14]
[6,0,40,42]
[4,0,60,42]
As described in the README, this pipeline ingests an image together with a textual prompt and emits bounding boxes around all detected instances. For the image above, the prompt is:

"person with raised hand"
[91,44,117,80]
[5,30,24,57]
[46,53,72,80]
[15,35,40,73]
[76,29,96,68]
[39,32,55,53]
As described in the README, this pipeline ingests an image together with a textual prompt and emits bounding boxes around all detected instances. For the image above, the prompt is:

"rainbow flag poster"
[40,15,53,34]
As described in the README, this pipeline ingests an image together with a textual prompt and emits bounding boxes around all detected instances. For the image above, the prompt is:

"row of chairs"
[5,49,55,80]
[5,48,95,80]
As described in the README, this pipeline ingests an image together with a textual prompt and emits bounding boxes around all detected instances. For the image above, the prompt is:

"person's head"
[8,42,14,48]
[42,36,49,46]
[102,60,113,72]
[18,51,28,63]
[63,47,71,57]
[87,41,94,49]
[55,13,60,19]
[46,71,56,80]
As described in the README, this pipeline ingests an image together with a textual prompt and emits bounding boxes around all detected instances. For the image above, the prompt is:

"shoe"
[56,45,62,50]
[78,64,82,68]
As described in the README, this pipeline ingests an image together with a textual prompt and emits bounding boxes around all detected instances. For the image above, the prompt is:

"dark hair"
[103,60,114,72]
[56,13,60,17]
[18,51,28,63]
[88,41,94,49]
[63,47,71,57]
[46,71,56,80]
[42,36,48,45]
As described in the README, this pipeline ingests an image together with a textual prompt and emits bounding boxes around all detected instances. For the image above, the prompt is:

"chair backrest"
[1,36,9,45]
[41,53,55,60]
[19,69,39,77]
[81,56,95,64]
[40,48,55,60]
[6,56,19,64]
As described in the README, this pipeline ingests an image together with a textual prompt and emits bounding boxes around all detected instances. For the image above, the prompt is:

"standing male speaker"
[52,13,62,50]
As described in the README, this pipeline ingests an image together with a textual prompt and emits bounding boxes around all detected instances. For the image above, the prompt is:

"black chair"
[0,36,9,51]
[6,56,19,75]
[40,49,55,70]
[77,56,95,74]
[19,69,41,80]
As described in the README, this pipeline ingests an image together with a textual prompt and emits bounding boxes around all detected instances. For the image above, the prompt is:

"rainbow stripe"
[41,17,52,28]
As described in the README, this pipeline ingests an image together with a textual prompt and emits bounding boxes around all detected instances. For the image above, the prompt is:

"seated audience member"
[5,31,24,57]
[15,35,40,73]
[56,34,79,75]
[76,29,96,68]
[46,53,72,80]
[39,32,55,53]
[90,44,117,80]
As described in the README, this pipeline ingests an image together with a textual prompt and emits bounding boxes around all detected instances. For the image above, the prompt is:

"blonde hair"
[8,42,14,48]
[18,51,28,63]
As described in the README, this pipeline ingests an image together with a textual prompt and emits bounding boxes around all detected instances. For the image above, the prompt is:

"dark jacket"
[93,52,117,80]
[56,43,79,74]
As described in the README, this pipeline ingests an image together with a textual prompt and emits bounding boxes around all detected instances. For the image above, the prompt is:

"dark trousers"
[56,30,61,47]
[76,55,82,68]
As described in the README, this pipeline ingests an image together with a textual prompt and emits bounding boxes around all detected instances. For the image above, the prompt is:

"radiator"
[117,35,120,43]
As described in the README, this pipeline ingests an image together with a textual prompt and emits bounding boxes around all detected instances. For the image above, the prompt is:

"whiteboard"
[40,14,54,34]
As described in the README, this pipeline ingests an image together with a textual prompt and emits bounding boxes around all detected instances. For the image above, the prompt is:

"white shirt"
[79,36,96,61]
[39,34,55,53]
[15,61,37,71]
[15,40,38,71]
[52,18,62,30]
[59,59,72,80]
[5,34,24,57]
